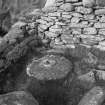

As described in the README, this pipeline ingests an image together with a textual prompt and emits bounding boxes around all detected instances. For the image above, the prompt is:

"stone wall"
[37,0,105,51]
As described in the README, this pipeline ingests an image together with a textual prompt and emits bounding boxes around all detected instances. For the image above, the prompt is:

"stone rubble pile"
[36,0,105,51]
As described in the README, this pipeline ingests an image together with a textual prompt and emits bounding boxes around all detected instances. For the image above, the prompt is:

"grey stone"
[36,19,48,25]
[71,17,81,23]
[12,21,27,28]
[69,21,89,28]
[61,34,74,44]
[96,0,105,7]
[0,91,39,105]
[75,6,93,14]
[56,0,64,3]
[84,14,95,20]
[54,38,64,45]
[78,86,105,105]
[48,12,61,17]
[93,69,105,81]
[94,45,105,51]
[48,16,57,19]
[38,24,49,31]
[83,0,95,7]
[100,16,105,22]
[78,71,95,83]
[41,16,54,22]
[72,2,83,6]
[94,22,105,28]
[83,27,97,35]
[95,9,105,15]
[42,6,58,13]
[71,12,83,17]
[98,65,105,70]
[72,28,82,34]
[99,41,105,46]
[55,2,64,6]
[62,14,72,19]
[99,29,105,35]
[59,3,74,12]
[26,54,72,80]
[49,28,62,34]
[45,31,59,38]
[55,21,66,26]
[65,0,78,3]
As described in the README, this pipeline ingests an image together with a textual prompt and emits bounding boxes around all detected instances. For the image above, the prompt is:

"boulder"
[0,91,39,105]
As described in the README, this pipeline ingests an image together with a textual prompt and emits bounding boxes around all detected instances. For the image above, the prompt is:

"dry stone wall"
[36,0,105,51]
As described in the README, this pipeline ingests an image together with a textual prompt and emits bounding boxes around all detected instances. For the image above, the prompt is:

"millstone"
[27,54,72,80]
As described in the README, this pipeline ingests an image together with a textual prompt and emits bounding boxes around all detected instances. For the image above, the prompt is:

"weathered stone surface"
[83,27,97,35]
[42,6,58,13]
[38,24,49,31]
[48,12,61,17]
[62,14,72,19]
[69,22,89,28]
[56,0,64,3]
[77,71,95,88]
[61,34,75,44]
[26,54,72,80]
[65,0,78,3]
[93,69,105,81]
[95,9,105,15]
[44,0,56,7]
[84,14,95,20]
[72,28,82,34]
[0,91,39,105]
[96,0,105,7]
[99,15,105,23]
[45,31,59,38]
[71,12,83,17]
[99,29,105,35]
[94,22,105,28]
[49,27,62,34]
[75,6,93,14]
[12,21,27,28]
[71,17,81,23]
[78,86,105,105]
[99,41,105,46]
[59,3,74,12]
[83,0,95,7]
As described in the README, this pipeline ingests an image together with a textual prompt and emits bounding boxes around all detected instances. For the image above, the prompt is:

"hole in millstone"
[0,27,7,37]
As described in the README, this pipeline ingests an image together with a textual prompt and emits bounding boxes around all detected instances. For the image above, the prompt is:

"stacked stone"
[36,0,105,52]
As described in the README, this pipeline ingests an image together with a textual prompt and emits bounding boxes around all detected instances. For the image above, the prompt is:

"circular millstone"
[0,91,39,105]
[26,55,72,80]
